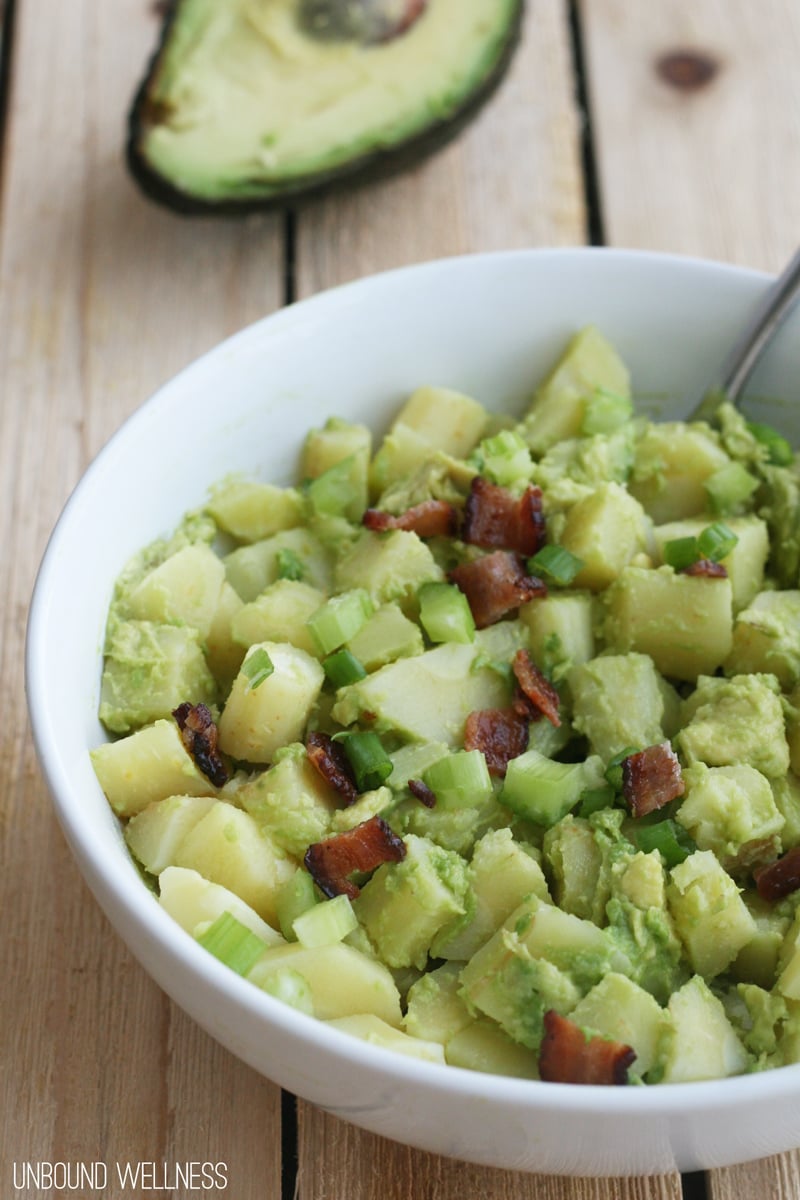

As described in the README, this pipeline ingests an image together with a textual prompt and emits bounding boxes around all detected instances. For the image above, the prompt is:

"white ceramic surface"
[26,249,800,1176]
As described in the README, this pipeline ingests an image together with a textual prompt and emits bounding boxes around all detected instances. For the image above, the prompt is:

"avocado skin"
[126,0,525,216]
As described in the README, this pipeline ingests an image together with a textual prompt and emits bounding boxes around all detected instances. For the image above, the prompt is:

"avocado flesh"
[129,0,523,210]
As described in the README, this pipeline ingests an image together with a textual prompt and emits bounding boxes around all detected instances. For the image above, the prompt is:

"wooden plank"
[0,0,284,1193]
[710,1153,800,1200]
[295,0,586,297]
[296,1108,683,1200]
[580,0,800,271]
[293,4,676,1198]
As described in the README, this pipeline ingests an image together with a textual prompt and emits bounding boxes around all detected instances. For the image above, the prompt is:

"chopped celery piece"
[418,581,476,645]
[422,749,492,810]
[634,819,695,867]
[307,589,373,656]
[478,429,533,486]
[581,387,633,435]
[500,750,587,826]
[276,547,305,581]
[197,911,267,976]
[259,967,315,1015]
[697,521,738,562]
[323,647,368,687]
[242,646,274,690]
[746,419,793,466]
[528,544,584,587]
[705,462,758,515]
[293,894,358,948]
[277,868,319,941]
[343,730,394,791]
[306,454,365,521]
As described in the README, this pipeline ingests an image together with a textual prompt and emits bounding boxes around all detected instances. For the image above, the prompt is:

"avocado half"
[127,0,524,214]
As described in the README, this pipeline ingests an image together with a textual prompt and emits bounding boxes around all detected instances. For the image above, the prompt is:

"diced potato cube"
[667,851,756,979]
[519,590,594,676]
[677,763,784,866]
[333,528,443,608]
[205,581,246,688]
[91,718,217,817]
[324,1014,445,1063]
[570,973,666,1076]
[302,418,372,480]
[207,479,304,542]
[127,543,224,639]
[630,423,730,523]
[173,801,292,925]
[569,652,678,760]
[659,976,749,1082]
[731,891,791,989]
[217,642,324,764]
[125,794,217,875]
[445,1019,540,1078]
[158,865,283,945]
[223,528,332,602]
[370,387,487,492]
[726,590,800,688]
[652,515,769,611]
[231,580,327,657]
[237,745,338,857]
[543,817,605,923]
[248,942,402,1027]
[604,565,733,682]
[558,483,648,591]
[404,963,473,1045]
[677,673,789,779]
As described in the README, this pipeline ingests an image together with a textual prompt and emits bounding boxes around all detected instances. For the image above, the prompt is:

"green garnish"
[242,647,275,690]
[276,547,305,581]
[746,419,793,466]
[663,522,739,569]
[342,731,394,792]
[197,912,266,975]
[528,545,585,586]
[323,648,368,687]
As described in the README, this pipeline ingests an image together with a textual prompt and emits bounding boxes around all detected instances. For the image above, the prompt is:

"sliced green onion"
[293,894,358,948]
[242,646,275,690]
[604,746,639,792]
[307,589,374,656]
[581,387,634,435]
[276,868,318,942]
[634,819,695,868]
[746,420,793,466]
[577,784,616,818]
[343,730,394,792]
[197,912,266,976]
[705,462,759,515]
[528,544,585,587]
[418,581,476,645]
[276,547,305,581]
[259,967,314,1015]
[323,647,368,687]
[478,429,533,486]
[697,521,739,562]
[422,749,492,811]
[662,535,700,571]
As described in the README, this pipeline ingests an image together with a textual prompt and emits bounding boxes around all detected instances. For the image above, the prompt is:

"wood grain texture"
[296,1108,683,1200]
[710,1153,800,1200]
[294,0,586,297]
[580,0,800,271]
[0,0,284,1193]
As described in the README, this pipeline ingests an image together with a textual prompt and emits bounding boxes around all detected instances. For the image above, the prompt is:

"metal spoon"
[690,246,800,422]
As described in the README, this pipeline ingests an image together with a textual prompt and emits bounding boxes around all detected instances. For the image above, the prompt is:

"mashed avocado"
[91,327,800,1087]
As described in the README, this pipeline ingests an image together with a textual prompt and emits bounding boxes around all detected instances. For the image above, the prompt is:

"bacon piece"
[754,846,800,901]
[172,702,228,787]
[306,731,358,805]
[539,1010,635,1085]
[512,649,561,727]
[464,708,529,777]
[362,499,458,539]
[408,778,437,808]
[681,558,728,578]
[449,551,547,629]
[462,478,546,557]
[304,816,406,899]
[622,742,685,817]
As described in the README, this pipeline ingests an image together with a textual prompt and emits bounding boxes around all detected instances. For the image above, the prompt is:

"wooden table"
[2,2,800,1197]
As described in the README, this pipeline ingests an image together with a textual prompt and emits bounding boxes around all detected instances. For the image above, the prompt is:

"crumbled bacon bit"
[363,499,458,539]
[306,731,358,805]
[538,1010,635,1085]
[512,649,561,727]
[172,702,228,787]
[681,558,728,578]
[622,742,685,817]
[462,478,546,557]
[304,816,406,899]
[408,778,437,808]
[448,551,547,629]
[463,708,529,777]
[754,846,800,902]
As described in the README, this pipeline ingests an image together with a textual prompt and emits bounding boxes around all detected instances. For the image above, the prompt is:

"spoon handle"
[691,246,800,422]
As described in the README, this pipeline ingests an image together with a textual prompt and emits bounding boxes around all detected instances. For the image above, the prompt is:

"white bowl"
[27,248,800,1176]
